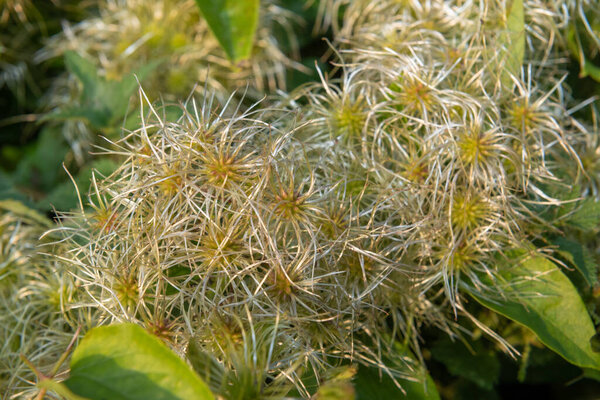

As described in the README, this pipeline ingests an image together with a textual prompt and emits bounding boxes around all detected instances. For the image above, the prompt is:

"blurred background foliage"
[0,0,330,216]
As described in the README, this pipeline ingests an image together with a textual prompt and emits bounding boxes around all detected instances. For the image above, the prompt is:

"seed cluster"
[2,0,600,398]
[0,214,81,398]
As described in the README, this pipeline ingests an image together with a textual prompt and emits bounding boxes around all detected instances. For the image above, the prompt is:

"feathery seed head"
[450,191,490,231]
[114,273,139,312]
[330,97,367,139]
[457,125,498,167]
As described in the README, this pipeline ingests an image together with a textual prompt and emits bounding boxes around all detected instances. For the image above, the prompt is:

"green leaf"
[63,50,99,103]
[62,323,214,400]
[12,126,70,193]
[354,364,439,400]
[49,107,112,130]
[42,158,119,212]
[315,381,355,400]
[499,0,525,88]
[565,15,600,82]
[45,52,159,129]
[0,170,32,207]
[552,237,598,286]
[469,253,600,370]
[38,380,91,400]
[584,367,600,382]
[354,345,439,400]
[452,380,500,400]
[581,57,600,81]
[3,126,70,209]
[194,0,259,62]
[566,198,600,231]
[314,366,356,400]
[430,337,500,390]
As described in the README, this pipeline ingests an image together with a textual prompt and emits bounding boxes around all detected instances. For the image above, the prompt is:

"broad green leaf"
[63,323,214,400]
[194,0,259,62]
[38,380,90,400]
[0,200,51,227]
[3,126,70,211]
[566,198,600,231]
[499,0,525,88]
[354,364,439,400]
[552,237,598,286]
[354,345,439,400]
[61,51,114,128]
[430,337,499,390]
[469,253,600,370]
[584,367,600,382]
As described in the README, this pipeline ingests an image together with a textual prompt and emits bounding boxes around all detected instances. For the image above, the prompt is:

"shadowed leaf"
[63,323,214,400]
[469,252,600,370]
[194,0,259,62]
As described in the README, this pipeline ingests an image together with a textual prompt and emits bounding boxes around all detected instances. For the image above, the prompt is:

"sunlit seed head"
[43,282,73,312]
[457,128,495,166]
[145,317,177,343]
[267,266,294,301]
[114,275,139,310]
[391,76,433,115]
[400,156,429,183]
[199,314,244,350]
[200,230,244,269]
[451,192,489,231]
[274,188,307,220]
[446,46,462,65]
[330,98,366,138]
[158,167,183,196]
[299,318,345,351]
[90,207,118,233]
[451,242,479,271]
[205,153,240,187]
[509,100,537,133]
[135,144,154,165]
[29,1,599,392]
[191,318,295,400]
[435,239,480,273]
